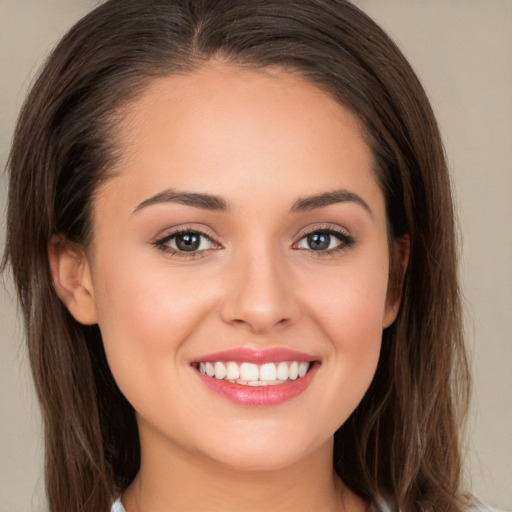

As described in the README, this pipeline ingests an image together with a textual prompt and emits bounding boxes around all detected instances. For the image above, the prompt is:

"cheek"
[94,250,210,332]
[305,255,390,342]
[90,254,217,392]
[300,256,389,411]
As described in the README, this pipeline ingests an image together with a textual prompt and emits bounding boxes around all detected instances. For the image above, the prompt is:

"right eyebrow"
[290,189,373,218]
[133,189,229,213]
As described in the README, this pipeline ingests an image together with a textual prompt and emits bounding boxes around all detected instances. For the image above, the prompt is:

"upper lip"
[191,347,318,364]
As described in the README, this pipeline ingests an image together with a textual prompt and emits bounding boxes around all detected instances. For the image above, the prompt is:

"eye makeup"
[152,224,356,260]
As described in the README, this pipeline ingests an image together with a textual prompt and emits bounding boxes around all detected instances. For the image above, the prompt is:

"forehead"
[96,61,383,218]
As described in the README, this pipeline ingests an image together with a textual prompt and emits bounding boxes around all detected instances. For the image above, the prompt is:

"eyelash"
[153,228,219,258]
[293,227,356,256]
[153,226,355,258]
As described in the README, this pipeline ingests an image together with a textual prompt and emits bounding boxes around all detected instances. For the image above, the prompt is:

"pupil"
[176,233,200,251]
[308,232,330,250]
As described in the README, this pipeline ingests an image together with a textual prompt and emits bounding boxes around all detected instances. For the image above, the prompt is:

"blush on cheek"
[313,282,388,333]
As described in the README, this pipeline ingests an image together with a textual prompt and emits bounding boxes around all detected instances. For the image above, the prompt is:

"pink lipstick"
[191,348,319,407]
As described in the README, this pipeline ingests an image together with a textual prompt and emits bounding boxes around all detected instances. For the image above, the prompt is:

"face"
[67,62,403,471]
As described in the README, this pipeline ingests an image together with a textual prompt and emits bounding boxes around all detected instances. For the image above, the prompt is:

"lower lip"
[195,364,318,407]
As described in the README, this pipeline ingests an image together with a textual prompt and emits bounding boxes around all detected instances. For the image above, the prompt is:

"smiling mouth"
[193,361,312,386]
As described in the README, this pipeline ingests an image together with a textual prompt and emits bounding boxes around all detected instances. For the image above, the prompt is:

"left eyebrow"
[290,189,373,217]
[133,189,229,213]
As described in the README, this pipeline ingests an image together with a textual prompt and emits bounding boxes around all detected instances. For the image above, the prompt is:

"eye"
[294,229,354,252]
[155,229,218,254]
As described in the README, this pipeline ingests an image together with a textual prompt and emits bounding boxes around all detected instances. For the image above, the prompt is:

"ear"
[383,235,410,328]
[48,235,98,325]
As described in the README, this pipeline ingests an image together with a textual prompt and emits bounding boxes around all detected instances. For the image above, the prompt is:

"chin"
[188,424,333,473]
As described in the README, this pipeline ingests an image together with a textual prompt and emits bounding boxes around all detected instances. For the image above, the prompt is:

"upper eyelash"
[153,228,218,257]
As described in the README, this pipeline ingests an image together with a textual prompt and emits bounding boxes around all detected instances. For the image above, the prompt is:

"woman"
[1,0,489,510]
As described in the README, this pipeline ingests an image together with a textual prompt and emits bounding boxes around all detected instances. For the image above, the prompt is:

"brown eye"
[175,232,202,251]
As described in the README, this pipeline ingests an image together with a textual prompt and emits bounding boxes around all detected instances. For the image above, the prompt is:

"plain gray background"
[1,1,511,511]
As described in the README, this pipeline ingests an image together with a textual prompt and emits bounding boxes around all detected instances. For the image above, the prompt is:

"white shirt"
[110,497,502,511]
[111,498,126,512]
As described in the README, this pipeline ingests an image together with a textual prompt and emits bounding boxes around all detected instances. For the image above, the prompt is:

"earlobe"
[48,235,98,325]
[383,235,410,328]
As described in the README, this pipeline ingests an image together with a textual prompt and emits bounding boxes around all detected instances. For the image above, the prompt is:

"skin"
[50,62,408,512]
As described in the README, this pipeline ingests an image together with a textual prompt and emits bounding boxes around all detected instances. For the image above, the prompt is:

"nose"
[219,249,299,335]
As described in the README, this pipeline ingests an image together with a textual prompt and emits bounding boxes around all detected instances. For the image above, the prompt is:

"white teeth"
[197,360,312,385]
[205,362,215,377]
[259,363,277,381]
[298,362,309,378]
[277,361,289,381]
[289,361,299,380]
[226,361,240,380]
[240,362,259,381]
[214,362,226,380]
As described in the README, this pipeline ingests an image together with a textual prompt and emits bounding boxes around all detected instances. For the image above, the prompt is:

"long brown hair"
[2,1,470,510]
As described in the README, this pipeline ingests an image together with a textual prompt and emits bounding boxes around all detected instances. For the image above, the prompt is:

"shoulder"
[111,498,126,512]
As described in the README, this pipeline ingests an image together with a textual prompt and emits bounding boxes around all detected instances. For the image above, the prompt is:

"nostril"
[229,316,291,332]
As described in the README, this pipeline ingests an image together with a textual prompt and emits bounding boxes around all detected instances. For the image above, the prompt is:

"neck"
[122,426,366,512]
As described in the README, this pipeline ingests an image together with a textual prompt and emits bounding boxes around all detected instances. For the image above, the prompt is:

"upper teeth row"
[198,361,310,384]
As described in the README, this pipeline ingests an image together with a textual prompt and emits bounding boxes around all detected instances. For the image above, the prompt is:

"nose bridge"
[220,241,298,333]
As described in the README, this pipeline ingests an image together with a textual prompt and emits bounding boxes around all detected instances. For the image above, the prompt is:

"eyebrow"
[291,189,372,216]
[133,190,229,213]
[133,187,372,216]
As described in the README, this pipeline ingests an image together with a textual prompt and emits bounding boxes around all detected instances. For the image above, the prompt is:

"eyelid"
[293,223,352,241]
